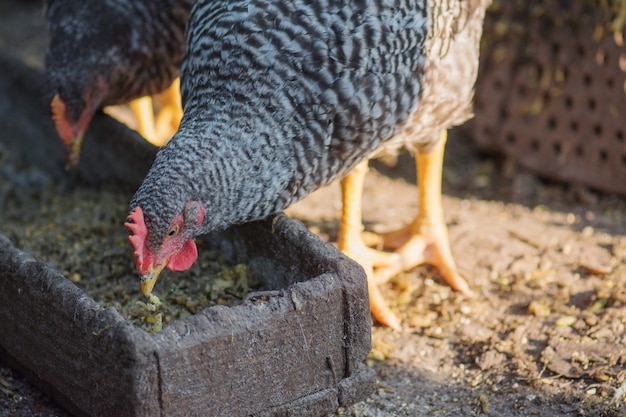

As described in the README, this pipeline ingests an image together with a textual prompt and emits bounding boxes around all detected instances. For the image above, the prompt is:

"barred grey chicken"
[126,0,491,330]
[44,0,194,167]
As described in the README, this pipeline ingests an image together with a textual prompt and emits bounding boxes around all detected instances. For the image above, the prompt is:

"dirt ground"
[1,1,626,416]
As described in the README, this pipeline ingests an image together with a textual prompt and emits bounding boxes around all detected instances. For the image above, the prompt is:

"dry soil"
[1,1,626,416]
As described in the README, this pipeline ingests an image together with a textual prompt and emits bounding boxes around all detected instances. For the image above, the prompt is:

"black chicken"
[44,0,194,167]
[126,0,490,330]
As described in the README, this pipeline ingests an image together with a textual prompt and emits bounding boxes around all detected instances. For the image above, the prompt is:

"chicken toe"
[338,131,471,330]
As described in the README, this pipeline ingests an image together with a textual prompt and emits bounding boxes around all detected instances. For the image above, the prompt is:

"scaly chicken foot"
[374,130,472,295]
[338,159,403,331]
[371,131,472,295]
[338,131,472,331]
[370,210,471,295]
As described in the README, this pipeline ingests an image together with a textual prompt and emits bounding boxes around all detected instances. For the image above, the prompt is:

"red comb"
[125,206,149,273]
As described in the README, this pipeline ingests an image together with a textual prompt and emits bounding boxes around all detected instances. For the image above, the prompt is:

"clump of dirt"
[0,145,258,333]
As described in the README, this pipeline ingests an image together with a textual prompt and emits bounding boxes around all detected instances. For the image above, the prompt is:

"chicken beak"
[65,131,85,169]
[50,94,88,169]
[140,262,167,297]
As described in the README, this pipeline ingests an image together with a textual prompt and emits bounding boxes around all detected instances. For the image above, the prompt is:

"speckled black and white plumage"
[130,0,490,250]
[44,0,194,121]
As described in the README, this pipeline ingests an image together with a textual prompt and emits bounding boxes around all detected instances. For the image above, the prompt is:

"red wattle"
[166,239,198,271]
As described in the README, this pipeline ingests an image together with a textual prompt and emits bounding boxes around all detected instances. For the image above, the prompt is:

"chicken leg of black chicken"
[128,78,182,148]
[338,131,471,330]
[128,96,158,144]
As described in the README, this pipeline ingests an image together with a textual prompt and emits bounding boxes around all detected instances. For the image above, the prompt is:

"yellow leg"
[337,131,472,331]
[338,160,403,331]
[126,79,182,148]
[128,96,157,143]
[153,78,183,146]
[373,131,472,295]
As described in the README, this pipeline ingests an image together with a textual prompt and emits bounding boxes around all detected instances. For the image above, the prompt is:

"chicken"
[44,0,194,167]
[126,0,491,329]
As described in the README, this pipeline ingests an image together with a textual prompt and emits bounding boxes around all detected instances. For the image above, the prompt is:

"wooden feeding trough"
[0,216,374,417]
[0,52,375,417]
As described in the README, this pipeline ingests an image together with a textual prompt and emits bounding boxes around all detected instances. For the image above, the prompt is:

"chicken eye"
[167,225,179,237]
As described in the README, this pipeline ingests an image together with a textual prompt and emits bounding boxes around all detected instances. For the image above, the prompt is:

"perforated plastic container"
[468,1,626,194]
